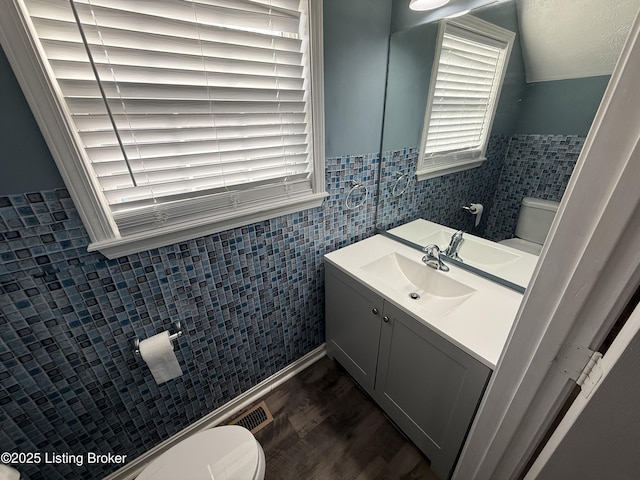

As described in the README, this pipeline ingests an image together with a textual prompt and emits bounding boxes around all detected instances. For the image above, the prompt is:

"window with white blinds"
[1,0,325,257]
[416,16,514,180]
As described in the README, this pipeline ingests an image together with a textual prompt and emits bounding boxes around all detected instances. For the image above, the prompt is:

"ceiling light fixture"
[445,8,471,18]
[409,0,450,11]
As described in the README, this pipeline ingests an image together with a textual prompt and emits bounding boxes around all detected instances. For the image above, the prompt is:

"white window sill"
[416,157,486,182]
[87,192,327,259]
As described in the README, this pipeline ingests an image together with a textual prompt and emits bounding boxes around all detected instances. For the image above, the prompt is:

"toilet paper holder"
[133,321,183,356]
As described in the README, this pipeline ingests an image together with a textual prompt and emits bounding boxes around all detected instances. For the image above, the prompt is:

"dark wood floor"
[254,355,439,480]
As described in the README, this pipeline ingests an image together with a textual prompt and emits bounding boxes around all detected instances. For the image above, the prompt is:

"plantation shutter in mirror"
[425,29,502,156]
[417,16,514,179]
[21,0,316,237]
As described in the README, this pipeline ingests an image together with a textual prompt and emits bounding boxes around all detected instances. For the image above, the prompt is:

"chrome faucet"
[422,244,449,272]
[443,230,464,261]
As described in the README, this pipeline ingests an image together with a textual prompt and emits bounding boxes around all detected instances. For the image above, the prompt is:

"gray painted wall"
[515,76,609,135]
[0,46,64,195]
[323,0,392,158]
[381,21,438,152]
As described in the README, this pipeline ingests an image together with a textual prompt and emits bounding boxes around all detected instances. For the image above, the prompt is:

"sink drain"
[409,292,420,300]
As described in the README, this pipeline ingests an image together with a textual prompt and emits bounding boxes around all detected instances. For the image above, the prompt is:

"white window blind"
[19,0,321,239]
[417,17,514,180]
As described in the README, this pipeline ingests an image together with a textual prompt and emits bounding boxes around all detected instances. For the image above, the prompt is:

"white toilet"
[0,465,20,480]
[137,426,266,480]
[498,197,559,255]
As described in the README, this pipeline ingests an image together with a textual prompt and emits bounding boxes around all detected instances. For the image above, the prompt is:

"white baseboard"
[104,344,326,480]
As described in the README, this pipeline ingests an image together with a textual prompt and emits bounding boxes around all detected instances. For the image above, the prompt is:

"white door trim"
[454,10,640,480]
[525,300,640,479]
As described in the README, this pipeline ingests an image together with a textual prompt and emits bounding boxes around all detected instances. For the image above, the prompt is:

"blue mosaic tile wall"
[484,134,585,242]
[377,134,510,237]
[377,134,582,245]
[0,153,379,480]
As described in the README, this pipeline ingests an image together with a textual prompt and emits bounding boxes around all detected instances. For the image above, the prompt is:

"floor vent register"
[228,400,274,434]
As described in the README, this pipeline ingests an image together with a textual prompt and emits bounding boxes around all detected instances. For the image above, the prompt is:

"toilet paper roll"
[139,331,183,385]
[469,203,484,227]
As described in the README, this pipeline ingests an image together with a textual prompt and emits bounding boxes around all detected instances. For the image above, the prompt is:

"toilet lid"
[137,426,261,480]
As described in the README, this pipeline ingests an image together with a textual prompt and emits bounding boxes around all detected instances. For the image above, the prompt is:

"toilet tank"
[515,197,560,245]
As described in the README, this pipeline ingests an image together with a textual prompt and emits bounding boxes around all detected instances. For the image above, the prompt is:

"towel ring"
[345,181,368,210]
[392,172,410,197]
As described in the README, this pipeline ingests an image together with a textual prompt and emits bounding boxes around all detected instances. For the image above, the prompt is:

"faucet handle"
[423,243,440,256]
[422,244,438,268]
[422,244,449,271]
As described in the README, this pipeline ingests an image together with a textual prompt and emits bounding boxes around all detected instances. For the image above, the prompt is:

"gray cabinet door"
[325,263,384,393]
[374,302,492,480]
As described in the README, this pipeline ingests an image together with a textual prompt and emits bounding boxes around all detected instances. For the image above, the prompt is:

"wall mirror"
[375,0,639,291]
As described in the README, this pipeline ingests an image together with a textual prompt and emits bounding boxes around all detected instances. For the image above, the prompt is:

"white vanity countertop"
[325,234,524,369]
[388,219,540,288]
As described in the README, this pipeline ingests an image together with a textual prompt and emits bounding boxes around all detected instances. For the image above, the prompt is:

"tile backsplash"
[0,153,378,480]
[485,134,585,242]
[376,134,583,243]
[377,134,510,237]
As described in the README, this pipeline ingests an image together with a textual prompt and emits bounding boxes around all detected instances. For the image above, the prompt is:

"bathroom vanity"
[324,235,522,479]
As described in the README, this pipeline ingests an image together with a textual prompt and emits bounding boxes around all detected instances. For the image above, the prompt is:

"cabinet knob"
[383,316,390,323]
[372,308,379,315]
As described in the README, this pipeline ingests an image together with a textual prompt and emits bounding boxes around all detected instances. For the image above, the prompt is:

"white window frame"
[0,0,326,259]
[416,15,514,181]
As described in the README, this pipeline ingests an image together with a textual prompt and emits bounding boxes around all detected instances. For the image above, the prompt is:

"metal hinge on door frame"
[556,343,604,398]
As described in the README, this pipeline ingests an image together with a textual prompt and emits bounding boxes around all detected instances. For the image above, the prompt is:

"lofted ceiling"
[516,0,640,82]
[396,0,640,82]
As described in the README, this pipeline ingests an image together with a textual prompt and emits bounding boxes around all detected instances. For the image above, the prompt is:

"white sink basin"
[416,230,452,247]
[417,230,520,268]
[418,230,520,268]
[456,239,520,267]
[388,219,540,288]
[360,252,475,317]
